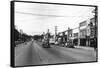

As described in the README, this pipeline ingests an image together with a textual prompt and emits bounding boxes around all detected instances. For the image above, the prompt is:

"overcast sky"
[15,2,95,35]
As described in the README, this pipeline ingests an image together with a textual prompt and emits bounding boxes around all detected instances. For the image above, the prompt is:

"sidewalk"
[74,46,94,51]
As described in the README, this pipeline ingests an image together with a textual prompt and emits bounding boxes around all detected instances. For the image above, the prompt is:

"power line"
[15,11,92,18]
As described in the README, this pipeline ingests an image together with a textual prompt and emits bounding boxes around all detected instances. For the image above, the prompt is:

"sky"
[15,2,95,35]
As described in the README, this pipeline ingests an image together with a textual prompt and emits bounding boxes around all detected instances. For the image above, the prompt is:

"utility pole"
[95,7,97,38]
[19,29,23,41]
[47,29,50,47]
[42,32,45,40]
[78,27,80,46]
[47,29,49,33]
[67,28,69,42]
[92,7,97,49]
[94,7,97,48]
[47,29,50,39]
[55,26,57,42]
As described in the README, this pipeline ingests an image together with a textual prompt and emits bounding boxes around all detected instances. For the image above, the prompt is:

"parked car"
[49,38,55,45]
[66,40,75,48]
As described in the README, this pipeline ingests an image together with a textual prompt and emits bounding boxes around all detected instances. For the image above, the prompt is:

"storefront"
[80,38,86,46]
[90,37,97,48]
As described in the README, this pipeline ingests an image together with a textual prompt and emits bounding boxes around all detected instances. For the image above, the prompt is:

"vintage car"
[49,38,55,45]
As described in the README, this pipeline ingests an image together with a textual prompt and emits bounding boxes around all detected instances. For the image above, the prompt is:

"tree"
[33,35,41,40]
[14,28,20,41]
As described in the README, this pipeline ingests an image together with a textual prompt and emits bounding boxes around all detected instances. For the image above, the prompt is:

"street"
[15,40,97,66]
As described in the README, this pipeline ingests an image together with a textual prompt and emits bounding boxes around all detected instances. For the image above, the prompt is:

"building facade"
[79,17,97,47]
[89,18,97,47]
[73,33,78,46]
[79,21,87,46]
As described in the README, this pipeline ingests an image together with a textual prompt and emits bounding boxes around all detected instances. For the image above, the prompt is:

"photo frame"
[11,1,98,67]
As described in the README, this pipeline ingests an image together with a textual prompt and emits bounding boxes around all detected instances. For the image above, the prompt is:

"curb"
[74,46,94,50]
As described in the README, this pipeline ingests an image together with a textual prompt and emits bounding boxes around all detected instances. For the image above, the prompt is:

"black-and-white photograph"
[11,1,98,67]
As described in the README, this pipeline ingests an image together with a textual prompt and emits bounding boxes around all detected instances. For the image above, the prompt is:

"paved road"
[15,41,97,66]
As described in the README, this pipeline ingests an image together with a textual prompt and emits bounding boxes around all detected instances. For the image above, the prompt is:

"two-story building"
[79,21,87,46]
